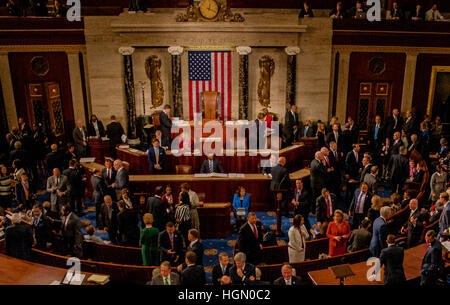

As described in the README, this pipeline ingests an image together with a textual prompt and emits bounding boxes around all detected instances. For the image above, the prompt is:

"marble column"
[119,46,137,139]
[335,50,351,123]
[285,47,300,108]
[0,52,18,129]
[401,52,418,114]
[168,46,184,118]
[236,46,251,119]
[67,51,86,124]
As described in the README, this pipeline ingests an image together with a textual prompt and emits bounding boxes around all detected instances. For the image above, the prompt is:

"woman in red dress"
[326,209,351,257]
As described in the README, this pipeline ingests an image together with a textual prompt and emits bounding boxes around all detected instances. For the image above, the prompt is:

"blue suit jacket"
[421,240,444,285]
[369,216,388,258]
[349,189,372,216]
[232,194,250,218]
[147,146,166,174]
[438,203,450,240]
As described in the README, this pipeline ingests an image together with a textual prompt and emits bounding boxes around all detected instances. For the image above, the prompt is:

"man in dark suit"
[315,188,337,225]
[345,144,362,204]
[97,195,119,244]
[186,229,203,265]
[310,151,327,212]
[283,104,300,146]
[101,159,116,200]
[407,134,420,156]
[420,230,444,285]
[360,155,373,183]
[51,205,83,258]
[261,226,277,247]
[384,108,403,139]
[291,179,311,231]
[390,131,403,155]
[400,199,423,248]
[237,212,263,266]
[63,159,84,216]
[270,156,291,216]
[230,252,256,285]
[106,115,125,154]
[117,200,139,247]
[87,114,106,138]
[340,123,354,155]
[5,213,33,260]
[379,234,406,285]
[328,141,343,196]
[254,112,269,149]
[146,186,169,231]
[159,104,173,149]
[72,120,88,158]
[15,172,35,210]
[180,251,206,286]
[349,182,372,229]
[389,1,404,19]
[273,264,303,285]
[301,120,315,138]
[200,153,224,174]
[364,165,379,195]
[158,222,185,266]
[370,115,384,152]
[147,138,166,174]
[9,141,28,168]
[347,117,359,145]
[437,192,450,241]
[91,168,107,225]
[370,206,392,258]
[212,252,233,285]
[326,123,342,151]
[411,3,425,20]
[45,144,65,173]
[389,146,409,194]
[403,110,417,139]
[112,160,129,200]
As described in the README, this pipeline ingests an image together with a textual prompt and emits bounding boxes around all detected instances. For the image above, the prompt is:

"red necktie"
[170,234,174,249]
[425,244,430,254]
[326,197,331,218]
[326,157,330,167]
[252,224,258,239]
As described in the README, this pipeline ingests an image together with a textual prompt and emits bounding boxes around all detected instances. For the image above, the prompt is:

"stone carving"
[236,46,251,56]
[118,46,135,56]
[284,46,301,56]
[145,55,164,109]
[176,1,244,22]
[168,46,184,56]
[257,56,275,108]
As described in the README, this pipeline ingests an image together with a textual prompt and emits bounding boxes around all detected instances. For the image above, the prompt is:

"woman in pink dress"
[326,209,351,257]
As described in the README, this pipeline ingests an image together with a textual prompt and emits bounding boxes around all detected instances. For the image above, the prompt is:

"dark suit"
[326,131,342,150]
[45,150,65,172]
[72,126,88,157]
[411,8,425,20]
[229,263,256,285]
[380,245,406,285]
[158,230,185,265]
[301,124,315,138]
[315,193,337,224]
[59,213,83,258]
[187,240,204,266]
[349,189,372,229]
[253,119,267,149]
[62,167,84,214]
[212,263,233,285]
[310,159,327,209]
[390,8,404,19]
[106,121,125,147]
[292,187,311,230]
[101,167,116,199]
[404,209,423,248]
[117,208,139,247]
[87,120,106,138]
[328,149,343,196]
[5,223,33,260]
[388,153,409,194]
[146,196,169,231]
[284,110,299,145]
[270,164,291,216]
[91,174,107,224]
[148,146,166,174]
[390,139,403,155]
[420,240,444,285]
[369,216,388,258]
[403,116,417,138]
[200,158,224,174]
[347,228,372,252]
[262,231,277,247]
[159,111,172,148]
[273,275,303,285]
[15,180,35,209]
[369,123,384,152]
[384,115,403,139]
[181,264,206,286]
[237,222,263,265]
[438,203,450,240]
[97,202,119,244]
[345,150,362,180]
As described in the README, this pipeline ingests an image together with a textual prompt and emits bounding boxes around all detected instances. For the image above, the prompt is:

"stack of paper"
[79,157,96,163]
[87,274,110,285]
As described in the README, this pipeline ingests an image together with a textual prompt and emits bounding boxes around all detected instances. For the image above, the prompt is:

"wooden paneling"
[8,52,75,143]
[347,52,406,122]
[412,54,450,120]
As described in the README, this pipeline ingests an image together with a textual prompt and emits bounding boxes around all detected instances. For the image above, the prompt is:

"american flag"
[188,50,232,121]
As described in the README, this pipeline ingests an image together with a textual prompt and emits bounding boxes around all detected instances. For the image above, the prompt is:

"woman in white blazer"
[288,214,310,263]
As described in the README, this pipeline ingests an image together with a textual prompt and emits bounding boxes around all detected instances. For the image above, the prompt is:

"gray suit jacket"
[364,173,378,194]
[46,175,70,212]
[150,272,180,285]
[114,168,129,199]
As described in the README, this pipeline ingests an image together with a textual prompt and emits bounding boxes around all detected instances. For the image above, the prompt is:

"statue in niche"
[257,56,275,108]
[145,55,164,109]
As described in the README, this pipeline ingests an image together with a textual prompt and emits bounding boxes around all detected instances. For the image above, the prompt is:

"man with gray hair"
[310,151,327,212]
[401,198,423,248]
[229,252,256,285]
[72,119,88,157]
[370,206,392,257]
[274,264,303,285]
[112,159,129,200]
[5,213,34,260]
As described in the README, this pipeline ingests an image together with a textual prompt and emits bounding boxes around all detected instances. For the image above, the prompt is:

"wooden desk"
[116,144,307,175]
[0,254,105,285]
[308,244,426,285]
[89,138,111,164]
[198,203,232,239]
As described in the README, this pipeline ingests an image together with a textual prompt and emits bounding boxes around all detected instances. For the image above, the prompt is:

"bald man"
[72,120,88,157]
[270,157,291,216]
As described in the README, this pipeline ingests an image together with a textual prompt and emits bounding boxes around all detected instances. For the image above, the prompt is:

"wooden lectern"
[202,91,219,120]
[329,264,355,285]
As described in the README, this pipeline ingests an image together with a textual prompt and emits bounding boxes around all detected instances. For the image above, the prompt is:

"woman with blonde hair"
[140,213,160,266]
[367,195,383,224]
[326,209,351,257]
[316,121,326,149]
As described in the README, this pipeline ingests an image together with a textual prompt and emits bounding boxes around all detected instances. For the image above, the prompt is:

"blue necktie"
[374,125,379,140]
[304,127,308,137]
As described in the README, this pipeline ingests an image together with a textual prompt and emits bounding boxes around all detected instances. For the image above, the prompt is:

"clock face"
[199,0,219,20]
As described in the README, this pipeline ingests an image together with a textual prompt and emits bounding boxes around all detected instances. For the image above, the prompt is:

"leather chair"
[175,165,192,174]
[151,111,161,130]
[197,192,206,203]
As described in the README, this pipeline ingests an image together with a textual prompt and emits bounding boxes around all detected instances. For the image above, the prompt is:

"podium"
[202,91,220,120]
[88,138,111,164]
[328,264,355,285]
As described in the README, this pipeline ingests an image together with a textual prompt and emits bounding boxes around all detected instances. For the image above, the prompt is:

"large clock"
[199,0,220,20]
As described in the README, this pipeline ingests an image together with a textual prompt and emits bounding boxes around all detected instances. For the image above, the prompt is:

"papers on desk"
[118,145,130,149]
[49,280,61,285]
[62,272,86,285]
[79,157,96,163]
[194,173,228,178]
[228,173,245,178]
[87,274,110,285]
[101,137,109,141]
[129,149,139,153]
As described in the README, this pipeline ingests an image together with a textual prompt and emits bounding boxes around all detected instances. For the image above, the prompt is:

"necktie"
[326,197,331,219]
[108,169,111,180]
[164,277,169,285]
[355,152,358,163]
[394,116,397,129]
[222,265,226,275]
[252,224,258,239]
[209,160,213,173]
[56,178,59,186]
[334,151,338,161]
[356,192,363,214]
[374,125,379,140]
[24,182,29,200]
[326,157,330,167]
[296,189,301,201]
[334,132,338,144]
[304,127,307,137]
[170,234,174,249]
[155,148,159,164]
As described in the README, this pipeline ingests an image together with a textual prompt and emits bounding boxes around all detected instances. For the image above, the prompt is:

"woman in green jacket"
[140,213,159,266]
